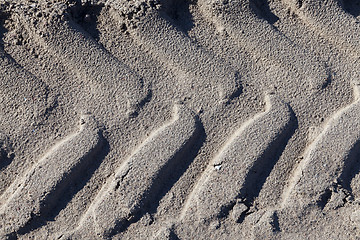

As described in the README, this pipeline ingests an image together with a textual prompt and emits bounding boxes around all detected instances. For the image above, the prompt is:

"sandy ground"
[0,0,360,239]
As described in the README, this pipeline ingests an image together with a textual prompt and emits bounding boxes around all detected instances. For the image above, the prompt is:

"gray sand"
[0,0,360,239]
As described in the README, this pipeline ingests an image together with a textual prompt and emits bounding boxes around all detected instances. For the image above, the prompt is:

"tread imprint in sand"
[0,115,104,239]
[1,0,360,239]
[180,94,295,224]
[283,0,360,57]
[60,105,200,239]
[197,0,329,90]
[282,84,360,210]
[108,0,242,103]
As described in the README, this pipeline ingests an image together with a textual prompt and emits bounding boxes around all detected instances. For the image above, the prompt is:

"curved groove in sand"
[180,94,294,223]
[282,0,360,57]
[197,0,328,89]
[0,115,103,238]
[17,12,149,115]
[281,85,360,209]
[0,47,50,125]
[61,105,199,239]
[108,3,242,102]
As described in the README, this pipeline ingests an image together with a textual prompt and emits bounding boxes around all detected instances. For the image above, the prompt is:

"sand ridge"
[0,0,360,239]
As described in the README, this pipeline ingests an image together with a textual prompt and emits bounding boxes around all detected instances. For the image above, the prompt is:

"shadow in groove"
[160,0,195,34]
[0,142,14,171]
[17,132,110,236]
[241,109,297,203]
[343,0,360,17]
[218,109,298,222]
[229,108,298,223]
[108,117,206,237]
[251,0,279,25]
[338,140,360,194]
[69,2,104,41]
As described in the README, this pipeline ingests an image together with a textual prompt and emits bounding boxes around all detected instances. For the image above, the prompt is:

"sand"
[0,0,359,239]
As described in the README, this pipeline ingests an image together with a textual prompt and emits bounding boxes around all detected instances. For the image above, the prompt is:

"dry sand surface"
[0,0,360,239]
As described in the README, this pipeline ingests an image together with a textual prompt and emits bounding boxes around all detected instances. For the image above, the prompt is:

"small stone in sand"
[84,14,91,23]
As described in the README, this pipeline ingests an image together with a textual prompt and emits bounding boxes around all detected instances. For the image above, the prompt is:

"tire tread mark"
[0,47,51,127]
[0,115,103,239]
[61,105,200,239]
[283,0,360,57]
[109,4,242,102]
[281,84,360,209]
[198,0,328,89]
[180,94,294,223]
[17,11,149,115]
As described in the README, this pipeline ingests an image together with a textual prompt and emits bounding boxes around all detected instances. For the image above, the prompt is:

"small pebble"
[84,14,91,23]
[214,164,222,171]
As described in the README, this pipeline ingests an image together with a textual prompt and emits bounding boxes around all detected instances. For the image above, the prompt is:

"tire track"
[180,94,294,225]
[108,1,242,103]
[197,0,329,90]
[0,46,51,131]
[281,84,360,210]
[59,104,200,239]
[1,1,358,239]
[283,0,360,57]
[0,115,104,239]
[15,4,150,117]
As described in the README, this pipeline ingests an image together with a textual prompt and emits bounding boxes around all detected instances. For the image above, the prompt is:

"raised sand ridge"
[0,0,360,239]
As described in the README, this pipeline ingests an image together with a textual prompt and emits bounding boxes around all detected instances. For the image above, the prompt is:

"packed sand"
[0,0,360,239]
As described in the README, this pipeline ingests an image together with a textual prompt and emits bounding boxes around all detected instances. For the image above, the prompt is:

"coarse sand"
[0,0,360,239]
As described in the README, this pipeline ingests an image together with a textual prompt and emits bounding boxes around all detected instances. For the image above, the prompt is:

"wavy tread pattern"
[61,105,199,239]
[283,0,360,57]
[108,4,242,102]
[18,11,148,115]
[0,115,103,239]
[198,0,328,89]
[181,95,294,223]
[0,47,50,130]
[281,85,360,209]
[1,1,360,239]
